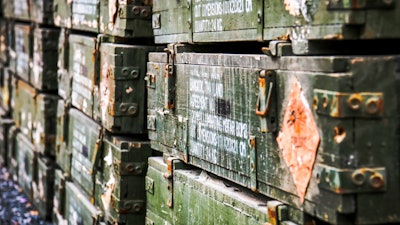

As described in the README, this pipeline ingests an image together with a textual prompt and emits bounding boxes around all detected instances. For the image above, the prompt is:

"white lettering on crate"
[193,0,253,32]
[188,67,249,165]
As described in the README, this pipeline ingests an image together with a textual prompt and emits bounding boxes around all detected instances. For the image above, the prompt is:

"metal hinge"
[163,157,181,208]
[249,136,257,191]
[119,162,147,176]
[255,70,277,132]
[116,199,145,214]
[164,44,176,110]
[313,90,384,118]
[266,201,289,225]
[315,164,386,193]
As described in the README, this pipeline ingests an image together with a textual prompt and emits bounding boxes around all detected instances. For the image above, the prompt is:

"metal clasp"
[255,70,276,132]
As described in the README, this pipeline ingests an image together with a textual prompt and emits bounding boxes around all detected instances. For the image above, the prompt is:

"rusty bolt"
[120,104,128,112]
[351,170,366,186]
[131,70,139,78]
[347,94,362,111]
[134,204,142,213]
[249,137,256,147]
[124,202,132,210]
[322,96,329,109]
[132,7,140,15]
[369,173,384,189]
[122,67,129,76]
[141,9,150,17]
[312,97,318,110]
[365,97,381,115]
[126,164,135,173]
[259,70,266,78]
[128,106,137,115]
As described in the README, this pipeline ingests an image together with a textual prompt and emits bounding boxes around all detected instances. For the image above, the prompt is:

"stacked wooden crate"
[0,1,399,225]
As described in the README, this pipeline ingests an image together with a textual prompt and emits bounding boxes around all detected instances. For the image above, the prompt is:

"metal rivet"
[126,164,134,172]
[132,7,140,15]
[122,68,129,76]
[370,173,384,189]
[347,94,362,111]
[120,104,127,112]
[351,170,365,186]
[141,9,150,17]
[366,97,380,115]
[131,70,139,78]
[128,106,137,115]
[322,96,329,109]
[259,70,266,78]
[134,204,142,212]
[312,97,318,110]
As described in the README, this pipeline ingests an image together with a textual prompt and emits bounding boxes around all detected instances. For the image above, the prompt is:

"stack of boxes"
[0,1,399,225]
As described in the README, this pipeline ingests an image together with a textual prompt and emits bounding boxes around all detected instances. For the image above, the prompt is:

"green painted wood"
[14,80,36,141]
[14,23,32,83]
[57,28,71,100]
[13,0,30,21]
[53,0,72,28]
[99,43,155,134]
[33,93,59,156]
[52,169,68,225]
[68,108,102,198]
[65,181,103,225]
[99,0,153,38]
[96,135,152,224]
[72,0,100,33]
[6,125,19,182]
[69,34,97,119]
[32,27,60,91]
[16,132,37,202]
[56,99,71,175]
[29,0,55,25]
[32,156,55,220]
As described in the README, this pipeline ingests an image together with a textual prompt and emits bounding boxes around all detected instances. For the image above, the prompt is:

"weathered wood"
[72,0,100,33]
[30,0,55,25]
[32,156,55,220]
[14,23,32,82]
[53,0,72,28]
[56,99,71,175]
[52,169,68,225]
[16,132,37,201]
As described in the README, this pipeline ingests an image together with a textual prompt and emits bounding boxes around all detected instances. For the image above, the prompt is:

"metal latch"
[327,0,395,10]
[255,70,277,132]
[315,164,386,193]
[249,136,257,191]
[163,157,181,208]
[313,90,384,118]
[117,199,145,214]
[266,201,289,225]
[164,45,176,110]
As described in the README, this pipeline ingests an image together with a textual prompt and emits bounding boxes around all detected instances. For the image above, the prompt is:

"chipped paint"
[276,79,320,203]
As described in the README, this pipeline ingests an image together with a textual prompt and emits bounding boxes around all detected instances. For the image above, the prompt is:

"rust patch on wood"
[276,79,320,203]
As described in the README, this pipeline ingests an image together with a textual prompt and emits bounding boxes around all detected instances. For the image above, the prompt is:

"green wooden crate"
[72,0,100,33]
[6,125,19,182]
[13,0,30,21]
[147,46,400,224]
[146,157,292,225]
[32,27,60,91]
[52,169,68,225]
[95,134,152,224]
[57,28,71,100]
[53,0,72,28]
[29,0,55,25]
[69,34,98,119]
[16,132,37,201]
[99,0,153,38]
[56,99,71,175]
[32,93,59,156]
[14,80,36,141]
[32,156,55,220]
[65,181,103,225]
[69,108,102,198]
[99,43,155,134]
[14,23,32,82]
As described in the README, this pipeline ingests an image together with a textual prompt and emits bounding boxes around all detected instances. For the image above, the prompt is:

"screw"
[132,7,140,15]
[351,170,365,186]
[128,106,137,115]
[370,173,384,189]
[259,70,266,78]
[141,9,150,17]
[347,94,362,111]
[366,97,381,115]
[120,104,127,112]
[122,68,129,76]
[131,70,139,78]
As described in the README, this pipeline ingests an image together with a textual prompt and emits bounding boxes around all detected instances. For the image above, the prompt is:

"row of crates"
[1,1,400,225]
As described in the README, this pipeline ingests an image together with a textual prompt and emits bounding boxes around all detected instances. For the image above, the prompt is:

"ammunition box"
[53,169,68,224]
[0,114,14,167]
[57,28,71,100]
[14,23,32,82]
[147,46,400,224]
[14,80,36,140]
[65,181,103,225]
[13,0,30,21]
[7,125,19,182]
[29,0,55,25]
[153,0,400,54]
[53,0,72,28]
[146,157,271,225]
[32,156,55,220]
[72,0,100,33]
[32,27,60,91]
[99,0,153,38]
[69,34,98,119]
[32,93,59,156]
[95,135,152,224]
[16,132,37,201]
[99,43,154,134]
[56,99,71,174]
[69,108,102,198]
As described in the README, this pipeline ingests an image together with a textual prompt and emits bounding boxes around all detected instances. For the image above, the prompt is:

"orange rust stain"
[276,79,320,203]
